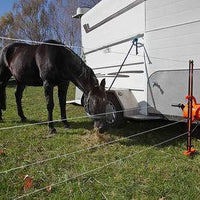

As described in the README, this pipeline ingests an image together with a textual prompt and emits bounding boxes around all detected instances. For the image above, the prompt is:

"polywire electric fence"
[0,95,189,199]
[12,131,188,200]
[0,106,152,131]
[1,118,198,200]
[0,36,189,64]
[0,118,184,175]
[0,106,189,199]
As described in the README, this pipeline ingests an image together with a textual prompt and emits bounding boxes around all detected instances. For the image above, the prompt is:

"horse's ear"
[100,78,106,90]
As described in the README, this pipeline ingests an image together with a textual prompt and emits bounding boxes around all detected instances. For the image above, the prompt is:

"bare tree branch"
[0,0,102,52]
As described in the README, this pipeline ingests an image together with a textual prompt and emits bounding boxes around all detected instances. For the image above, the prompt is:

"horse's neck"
[72,65,98,95]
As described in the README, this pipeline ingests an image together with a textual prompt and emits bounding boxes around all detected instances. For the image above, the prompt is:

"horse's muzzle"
[94,119,107,133]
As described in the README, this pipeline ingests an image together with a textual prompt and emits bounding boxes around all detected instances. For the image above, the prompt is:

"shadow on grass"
[8,118,93,133]
[5,106,199,149]
[106,120,189,148]
[13,119,44,124]
[57,117,191,148]
[55,120,93,131]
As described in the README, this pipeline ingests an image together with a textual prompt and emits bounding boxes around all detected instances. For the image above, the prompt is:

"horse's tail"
[0,44,13,68]
[0,46,12,110]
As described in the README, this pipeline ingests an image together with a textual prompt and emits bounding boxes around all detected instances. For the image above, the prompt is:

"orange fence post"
[183,60,196,156]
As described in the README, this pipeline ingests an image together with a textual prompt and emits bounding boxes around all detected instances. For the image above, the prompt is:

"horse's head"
[84,79,107,133]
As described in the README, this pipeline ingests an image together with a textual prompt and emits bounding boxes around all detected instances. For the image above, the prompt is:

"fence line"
[0,106,151,131]
[12,131,187,200]
[0,36,78,49]
[0,119,184,175]
[0,36,189,64]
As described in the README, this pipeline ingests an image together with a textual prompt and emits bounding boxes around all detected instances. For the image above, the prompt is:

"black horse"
[0,40,107,133]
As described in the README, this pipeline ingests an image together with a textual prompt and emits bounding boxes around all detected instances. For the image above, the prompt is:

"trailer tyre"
[106,93,126,128]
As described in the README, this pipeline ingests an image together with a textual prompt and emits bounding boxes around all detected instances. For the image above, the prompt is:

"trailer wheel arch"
[106,91,126,128]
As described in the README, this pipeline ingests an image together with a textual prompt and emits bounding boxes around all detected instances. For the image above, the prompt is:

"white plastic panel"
[85,39,144,68]
[85,39,147,104]
[146,0,200,32]
[145,0,200,117]
[145,0,200,75]
[82,0,145,52]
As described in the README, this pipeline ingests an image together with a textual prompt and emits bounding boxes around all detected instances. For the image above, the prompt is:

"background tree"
[0,0,102,52]
[0,12,15,46]
[12,0,51,41]
[48,0,101,50]
[0,12,14,36]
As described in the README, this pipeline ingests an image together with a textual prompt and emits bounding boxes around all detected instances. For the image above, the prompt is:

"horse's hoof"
[64,123,70,129]
[50,128,57,134]
[21,117,27,122]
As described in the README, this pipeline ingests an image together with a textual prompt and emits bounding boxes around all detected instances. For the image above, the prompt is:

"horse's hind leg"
[58,81,70,129]
[15,83,27,122]
[43,80,56,133]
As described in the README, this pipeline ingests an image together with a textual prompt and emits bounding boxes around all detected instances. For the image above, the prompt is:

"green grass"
[0,82,200,200]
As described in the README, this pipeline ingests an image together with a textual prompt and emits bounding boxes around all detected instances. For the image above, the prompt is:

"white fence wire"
[12,131,188,200]
[0,106,151,131]
[0,119,184,175]
[0,36,189,64]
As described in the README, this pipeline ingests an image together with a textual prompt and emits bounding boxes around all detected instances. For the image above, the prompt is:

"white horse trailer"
[71,0,200,127]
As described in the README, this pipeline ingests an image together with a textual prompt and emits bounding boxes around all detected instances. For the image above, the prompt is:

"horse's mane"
[0,48,3,66]
[43,40,64,46]
[81,64,99,87]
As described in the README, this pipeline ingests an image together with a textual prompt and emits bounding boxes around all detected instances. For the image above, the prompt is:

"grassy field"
[0,81,200,200]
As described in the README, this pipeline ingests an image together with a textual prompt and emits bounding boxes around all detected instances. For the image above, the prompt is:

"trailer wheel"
[106,93,126,128]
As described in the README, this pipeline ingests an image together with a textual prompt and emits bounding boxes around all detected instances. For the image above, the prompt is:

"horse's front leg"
[0,109,2,122]
[15,83,27,122]
[58,81,70,129]
[43,80,56,133]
